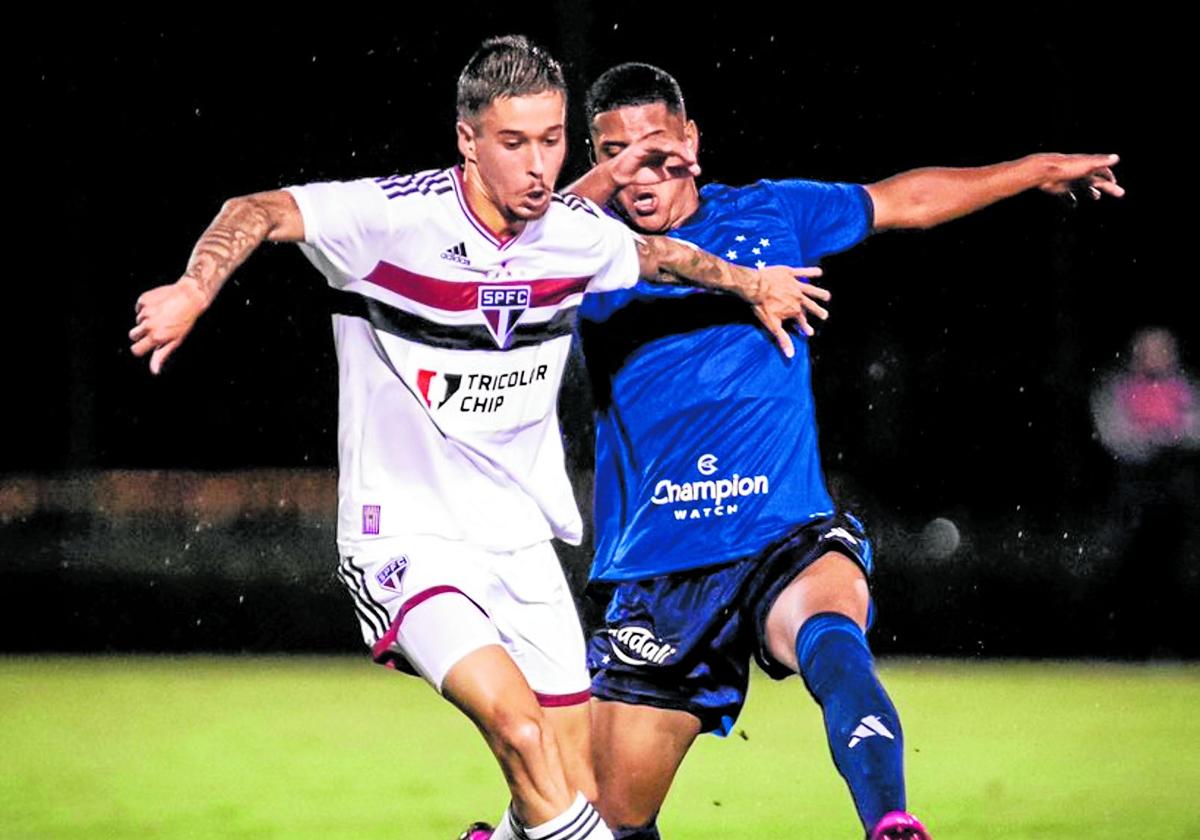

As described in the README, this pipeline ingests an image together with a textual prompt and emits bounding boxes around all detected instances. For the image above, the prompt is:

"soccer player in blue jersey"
[567,63,1123,840]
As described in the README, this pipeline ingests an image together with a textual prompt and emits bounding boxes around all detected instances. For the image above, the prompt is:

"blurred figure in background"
[1093,328,1199,463]
[1091,327,1199,655]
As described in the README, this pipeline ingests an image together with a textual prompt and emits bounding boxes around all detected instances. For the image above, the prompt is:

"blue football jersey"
[578,179,873,581]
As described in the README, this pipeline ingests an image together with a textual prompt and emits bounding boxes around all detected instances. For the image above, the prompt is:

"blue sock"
[796,612,905,832]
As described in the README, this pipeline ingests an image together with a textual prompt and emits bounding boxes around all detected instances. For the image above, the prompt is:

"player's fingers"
[1094,179,1126,198]
[757,308,795,358]
[651,138,696,166]
[802,297,830,320]
[149,339,181,375]
[799,283,832,301]
[794,309,815,337]
[789,266,824,280]
[772,321,795,357]
[129,322,149,342]
[1089,186,1102,200]
[1078,153,1119,169]
[130,334,158,357]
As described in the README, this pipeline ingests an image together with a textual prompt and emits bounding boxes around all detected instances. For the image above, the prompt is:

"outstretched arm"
[635,235,829,359]
[129,191,304,374]
[867,153,1123,231]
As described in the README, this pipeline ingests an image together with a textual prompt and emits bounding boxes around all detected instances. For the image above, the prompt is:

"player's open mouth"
[632,191,658,216]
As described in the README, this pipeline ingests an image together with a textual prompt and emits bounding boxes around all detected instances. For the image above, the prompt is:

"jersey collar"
[451,165,527,251]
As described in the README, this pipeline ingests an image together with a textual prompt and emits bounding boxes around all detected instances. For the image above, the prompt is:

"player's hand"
[1035,153,1124,202]
[748,265,830,359]
[609,130,700,187]
[129,277,209,375]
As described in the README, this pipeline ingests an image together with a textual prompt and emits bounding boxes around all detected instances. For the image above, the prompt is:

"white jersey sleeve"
[575,196,641,294]
[285,178,395,284]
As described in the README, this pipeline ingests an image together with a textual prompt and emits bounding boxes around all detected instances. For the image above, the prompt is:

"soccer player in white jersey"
[128,36,829,840]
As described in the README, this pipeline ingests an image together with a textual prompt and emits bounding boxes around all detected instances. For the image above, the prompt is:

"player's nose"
[527,143,544,179]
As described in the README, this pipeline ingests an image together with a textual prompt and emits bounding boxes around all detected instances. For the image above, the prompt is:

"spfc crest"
[478,285,531,348]
[375,556,409,592]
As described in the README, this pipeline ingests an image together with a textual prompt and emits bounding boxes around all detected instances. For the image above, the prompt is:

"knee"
[486,707,551,770]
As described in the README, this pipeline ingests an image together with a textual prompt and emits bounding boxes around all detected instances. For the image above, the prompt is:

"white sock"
[490,793,613,840]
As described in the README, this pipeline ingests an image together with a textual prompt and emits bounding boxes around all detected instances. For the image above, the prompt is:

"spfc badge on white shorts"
[375,556,409,591]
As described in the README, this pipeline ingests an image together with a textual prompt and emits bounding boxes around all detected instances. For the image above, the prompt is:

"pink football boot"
[456,822,493,840]
[870,811,931,840]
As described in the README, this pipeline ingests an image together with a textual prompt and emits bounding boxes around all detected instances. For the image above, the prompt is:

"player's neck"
[666,182,702,231]
[461,162,524,242]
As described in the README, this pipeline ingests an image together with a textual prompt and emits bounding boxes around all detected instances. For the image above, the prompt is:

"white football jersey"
[285,166,639,555]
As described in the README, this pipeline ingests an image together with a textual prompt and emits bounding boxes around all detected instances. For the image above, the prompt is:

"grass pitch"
[2,657,1197,839]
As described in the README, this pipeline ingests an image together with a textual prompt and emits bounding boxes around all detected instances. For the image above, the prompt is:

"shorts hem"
[590,680,729,734]
[371,585,488,661]
[534,689,591,707]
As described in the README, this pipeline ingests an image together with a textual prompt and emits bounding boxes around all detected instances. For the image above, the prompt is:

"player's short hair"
[456,35,566,126]
[585,62,686,126]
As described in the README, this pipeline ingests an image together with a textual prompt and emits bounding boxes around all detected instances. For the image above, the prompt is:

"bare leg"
[764,550,869,669]
[544,702,599,804]
[591,698,701,831]
[442,645,574,826]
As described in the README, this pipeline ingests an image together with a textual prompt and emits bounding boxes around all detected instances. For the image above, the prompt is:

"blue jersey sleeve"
[763,179,874,260]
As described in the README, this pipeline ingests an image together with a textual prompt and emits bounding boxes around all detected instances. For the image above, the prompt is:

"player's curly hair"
[585,62,686,126]
[457,35,566,126]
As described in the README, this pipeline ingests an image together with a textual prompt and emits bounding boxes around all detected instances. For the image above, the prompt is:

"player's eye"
[542,135,561,147]
[503,140,523,150]
[602,144,625,159]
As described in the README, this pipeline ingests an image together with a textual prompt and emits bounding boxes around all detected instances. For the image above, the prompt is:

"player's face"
[457,90,567,224]
[590,101,699,233]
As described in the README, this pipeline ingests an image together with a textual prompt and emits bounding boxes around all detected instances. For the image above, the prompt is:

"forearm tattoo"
[639,236,762,301]
[183,198,275,300]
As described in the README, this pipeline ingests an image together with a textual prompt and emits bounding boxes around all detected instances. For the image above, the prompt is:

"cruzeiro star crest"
[723,232,772,269]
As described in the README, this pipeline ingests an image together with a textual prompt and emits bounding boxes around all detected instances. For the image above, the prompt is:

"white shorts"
[337,538,590,705]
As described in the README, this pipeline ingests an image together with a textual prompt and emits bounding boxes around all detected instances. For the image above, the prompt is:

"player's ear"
[685,119,699,156]
[587,135,598,166]
[456,120,478,163]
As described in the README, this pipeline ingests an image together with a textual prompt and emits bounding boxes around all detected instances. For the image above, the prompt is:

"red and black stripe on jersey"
[329,260,591,351]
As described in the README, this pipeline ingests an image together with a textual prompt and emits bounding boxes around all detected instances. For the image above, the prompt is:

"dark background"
[5,10,1194,657]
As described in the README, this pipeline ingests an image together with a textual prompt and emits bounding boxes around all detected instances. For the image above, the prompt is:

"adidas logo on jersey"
[848,715,895,748]
[440,241,470,265]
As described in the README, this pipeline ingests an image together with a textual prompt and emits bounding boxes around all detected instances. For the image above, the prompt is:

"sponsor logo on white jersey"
[848,715,895,749]
[417,365,550,416]
[607,625,677,666]
[478,285,530,348]
[650,453,770,522]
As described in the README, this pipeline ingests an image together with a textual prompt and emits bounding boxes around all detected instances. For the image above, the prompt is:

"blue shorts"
[587,512,873,736]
